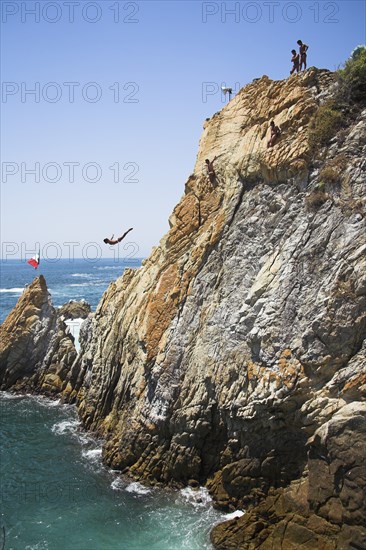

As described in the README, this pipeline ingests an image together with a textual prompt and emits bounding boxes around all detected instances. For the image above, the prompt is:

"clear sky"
[1,0,365,261]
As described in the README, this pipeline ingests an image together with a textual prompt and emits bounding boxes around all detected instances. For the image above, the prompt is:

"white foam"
[0,287,24,293]
[65,318,84,325]
[81,448,102,462]
[125,481,152,496]
[0,391,22,400]
[31,395,61,408]
[65,318,84,352]
[25,542,49,550]
[51,419,80,435]
[71,273,92,278]
[180,487,213,507]
[77,432,95,446]
[222,510,245,520]
[111,477,125,491]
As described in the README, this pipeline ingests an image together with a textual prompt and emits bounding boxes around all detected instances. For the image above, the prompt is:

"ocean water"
[0,258,226,549]
[0,258,142,325]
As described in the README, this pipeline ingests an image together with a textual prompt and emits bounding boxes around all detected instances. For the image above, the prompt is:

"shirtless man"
[267,121,281,148]
[297,40,309,71]
[205,157,217,184]
[290,49,300,74]
[103,227,133,245]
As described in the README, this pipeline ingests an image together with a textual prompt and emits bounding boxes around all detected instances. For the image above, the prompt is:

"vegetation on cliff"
[338,45,366,103]
[309,46,366,151]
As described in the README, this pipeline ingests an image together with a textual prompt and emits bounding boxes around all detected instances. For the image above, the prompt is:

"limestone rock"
[0,275,77,393]
[58,299,91,320]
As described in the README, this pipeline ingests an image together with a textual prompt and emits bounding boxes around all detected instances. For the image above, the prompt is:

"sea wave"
[30,395,61,408]
[93,266,123,271]
[51,419,81,435]
[25,543,49,550]
[69,283,95,287]
[71,273,92,278]
[69,281,105,288]
[0,287,24,293]
[125,481,152,495]
[111,478,152,496]
[110,477,124,491]
[0,391,23,400]
[81,448,103,462]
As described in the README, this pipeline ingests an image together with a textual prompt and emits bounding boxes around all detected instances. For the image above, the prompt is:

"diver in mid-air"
[103,228,133,245]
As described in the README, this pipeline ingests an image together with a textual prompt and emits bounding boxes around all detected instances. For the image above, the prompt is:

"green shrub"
[309,47,366,153]
[337,45,366,103]
[308,101,343,150]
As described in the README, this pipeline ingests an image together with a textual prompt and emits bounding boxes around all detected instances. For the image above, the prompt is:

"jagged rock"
[2,69,366,548]
[0,276,77,393]
[58,299,91,320]
[211,403,366,549]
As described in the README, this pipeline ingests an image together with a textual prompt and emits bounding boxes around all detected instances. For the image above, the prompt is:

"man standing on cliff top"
[103,228,133,245]
[297,40,309,71]
[290,49,300,74]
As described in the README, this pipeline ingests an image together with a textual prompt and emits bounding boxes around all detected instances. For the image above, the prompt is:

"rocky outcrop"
[58,299,91,320]
[0,276,77,394]
[1,68,365,548]
[211,401,366,548]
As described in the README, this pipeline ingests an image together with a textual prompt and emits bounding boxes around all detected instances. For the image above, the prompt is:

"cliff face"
[1,68,365,548]
[0,276,78,394]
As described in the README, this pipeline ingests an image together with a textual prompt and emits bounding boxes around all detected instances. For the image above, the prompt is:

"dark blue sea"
[0,258,229,549]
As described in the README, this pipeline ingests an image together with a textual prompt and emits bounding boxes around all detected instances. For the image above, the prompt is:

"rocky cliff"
[0,280,85,394]
[1,68,365,548]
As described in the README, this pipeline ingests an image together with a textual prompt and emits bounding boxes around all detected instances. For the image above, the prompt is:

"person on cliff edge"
[267,121,281,148]
[290,49,300,74]
[205,157,218,184]
[103,228,133,245]
[297,40,309,71]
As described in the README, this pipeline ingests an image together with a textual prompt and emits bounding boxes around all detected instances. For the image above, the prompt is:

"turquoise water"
[0,393,222,550]
[0,259,226,549]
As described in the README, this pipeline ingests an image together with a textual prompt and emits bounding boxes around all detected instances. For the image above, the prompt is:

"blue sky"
[1,0,365,261]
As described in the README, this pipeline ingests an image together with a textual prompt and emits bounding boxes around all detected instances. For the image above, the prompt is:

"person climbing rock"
[267,121,281,148]
[297,40,309,71]
[290,49,300,74]
[205,157,217,184]
[103,228,133,245]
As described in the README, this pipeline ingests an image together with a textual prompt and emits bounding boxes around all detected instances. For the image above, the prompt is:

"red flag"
[27,252,40,269]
